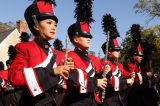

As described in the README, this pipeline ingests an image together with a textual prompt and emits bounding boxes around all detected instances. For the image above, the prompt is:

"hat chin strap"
[32,15,46,39]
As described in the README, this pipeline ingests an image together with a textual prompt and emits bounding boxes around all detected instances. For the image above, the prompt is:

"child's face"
[73,36,91,50]
[133,55,143,63]
[109,51,120,59]
[35,19,57,40]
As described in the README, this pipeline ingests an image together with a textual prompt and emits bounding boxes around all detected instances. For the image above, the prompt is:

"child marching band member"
[8,0,74,105]
[126,24,153,106]
[65,0,107,106]
[126,45,145,106]
[100,14,135,106]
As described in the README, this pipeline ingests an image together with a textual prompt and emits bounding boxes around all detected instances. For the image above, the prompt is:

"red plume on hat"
[35,0,56,15]
[33,0,57,6]
[101,14,121,53]
[68,0,94,43]
[128,24,144,56]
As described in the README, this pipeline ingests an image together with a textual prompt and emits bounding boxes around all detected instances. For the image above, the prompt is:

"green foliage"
[121,25,160,72]
[141,25,160,71]
[120,35,132,68]
[134,0,160,22]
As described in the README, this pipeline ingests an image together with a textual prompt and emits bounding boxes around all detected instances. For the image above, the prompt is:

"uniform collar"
[74,47,90,62]
[109,57,118,65]
[74,47,88,56]
[34,37,51,49]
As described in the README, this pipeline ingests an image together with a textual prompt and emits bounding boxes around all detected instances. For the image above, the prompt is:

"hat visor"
[80,35,93,39]
[37,13,58,23]
[135,54,144,57]
[79,32,93,39]
[110,47,121,51]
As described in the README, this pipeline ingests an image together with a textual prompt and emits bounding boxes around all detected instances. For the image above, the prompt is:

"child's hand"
[53,65,70,80]
[54,57,74,80]
[127,78,134,86]
[64,57,74,70]
[146,72,153,78]
[102,64,111,76]
[130,72,135,80]
[97,78,108,90]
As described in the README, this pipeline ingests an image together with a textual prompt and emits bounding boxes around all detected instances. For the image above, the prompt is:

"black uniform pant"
[103,96,122,106]
[1,91,18,106]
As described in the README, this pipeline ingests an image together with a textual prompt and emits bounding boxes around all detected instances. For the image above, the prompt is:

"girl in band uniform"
[64,0,107,105]
[8,0,74,105]
[100,14,135,106]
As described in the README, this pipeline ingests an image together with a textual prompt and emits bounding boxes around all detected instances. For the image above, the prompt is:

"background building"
[0,20,28,69]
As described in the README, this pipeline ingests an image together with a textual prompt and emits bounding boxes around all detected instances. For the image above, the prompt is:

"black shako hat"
[67,0,94,44]
[128,44,144,57]
[101,14,121,54]
[68,22,92,43]
[101,38,121,54]
[128,24,144,57]
[24,0,58,36]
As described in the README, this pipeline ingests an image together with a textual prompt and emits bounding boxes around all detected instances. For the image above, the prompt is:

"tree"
[134,0,160,22]
[141,25,160,71]
[120,34,132,68]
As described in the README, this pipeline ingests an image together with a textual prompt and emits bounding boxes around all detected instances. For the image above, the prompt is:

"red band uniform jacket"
[127,63,143,84]
[0,70,13,92]
[8,38,64,106]
[65,48,102,106]
[0,70,9,88]
[126,63,146,106]
[101,58,130,106]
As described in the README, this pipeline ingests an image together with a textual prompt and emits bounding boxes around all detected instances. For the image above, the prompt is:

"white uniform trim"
[24,68,43,97]
[85,62,95,77]
[90,71,95,78]
[85,62,92,73]
[112,66,120,91]
[118,71,121,78]
[34,48,53,68]
[114,76,119,91]
[112,66,118,76]
[1,80,5,87]
[137,72,143,84]
[53,62,57,68]
[77,68,87,93]
[58,77,63,85]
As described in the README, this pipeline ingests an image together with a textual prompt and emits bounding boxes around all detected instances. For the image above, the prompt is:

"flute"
[101,31,110,102]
